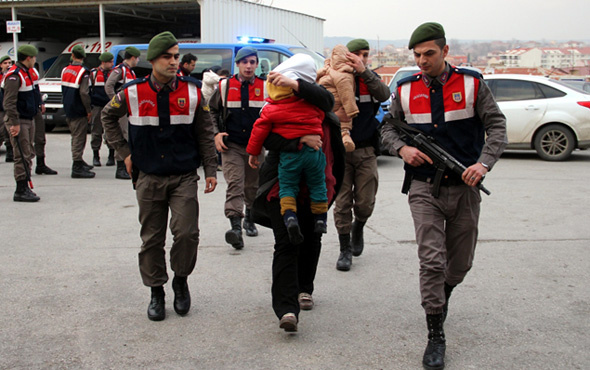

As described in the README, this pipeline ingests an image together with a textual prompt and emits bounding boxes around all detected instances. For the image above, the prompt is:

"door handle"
[525,105,540,110]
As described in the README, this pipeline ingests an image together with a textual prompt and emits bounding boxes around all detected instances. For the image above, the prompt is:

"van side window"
[255,51,287,79]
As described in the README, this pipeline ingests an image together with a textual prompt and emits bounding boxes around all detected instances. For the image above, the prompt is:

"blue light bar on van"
[237,36,275,44]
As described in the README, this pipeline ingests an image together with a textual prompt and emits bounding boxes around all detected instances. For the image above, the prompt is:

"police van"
[0,40,66,76]
[38,37,146,131]
[109,37,324,81]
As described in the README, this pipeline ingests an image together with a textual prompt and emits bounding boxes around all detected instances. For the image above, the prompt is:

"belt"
[412,174,465,187]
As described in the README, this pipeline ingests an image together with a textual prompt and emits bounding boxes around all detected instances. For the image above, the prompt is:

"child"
[247,54,328,244]
[201,66,230,105]
[317,44,358,152]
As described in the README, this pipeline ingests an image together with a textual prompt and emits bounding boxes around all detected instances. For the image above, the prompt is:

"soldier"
[209,47,266,249]
[61,44,94,178]
[31,64,58,175]
[102,32,217,321]
[177,53,197,77]
[105,46,140,180]
[0,54,14,162]
[2,45,41,202]
[90,52,115,167]
[381,22,507,369]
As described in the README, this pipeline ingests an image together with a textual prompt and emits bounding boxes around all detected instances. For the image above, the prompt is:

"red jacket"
[246,95,325,156]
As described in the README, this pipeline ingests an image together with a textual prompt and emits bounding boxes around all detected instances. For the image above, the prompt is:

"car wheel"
[45,123,55,133]
[533,124,575,161]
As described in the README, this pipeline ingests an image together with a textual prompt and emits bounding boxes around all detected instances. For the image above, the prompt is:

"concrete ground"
[0,131,588,369]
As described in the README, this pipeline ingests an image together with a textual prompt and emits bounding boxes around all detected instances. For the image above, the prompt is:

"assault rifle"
[387,117,491,197]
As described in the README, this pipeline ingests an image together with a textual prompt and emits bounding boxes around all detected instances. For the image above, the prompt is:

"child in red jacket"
[247,54,327,243]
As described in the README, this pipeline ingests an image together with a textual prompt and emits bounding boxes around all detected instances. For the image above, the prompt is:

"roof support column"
[11,7,18,60]
[99,3,105,53]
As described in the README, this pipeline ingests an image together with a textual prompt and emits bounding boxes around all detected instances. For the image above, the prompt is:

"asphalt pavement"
[0,131,589,369]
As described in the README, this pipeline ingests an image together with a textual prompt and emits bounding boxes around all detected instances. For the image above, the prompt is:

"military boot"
[93,150,101,167]
[147,286,165,321]
[13,180,40,202]
[5,143,14,162]
[336,233,353,271]
[243,208,258,237]
[423,313,446,370]
[442,282,456,323]
[35,156,58,175]
[351,220,366,256]
[225,216,244,249]
[106,149,115,166]
[71,160,96,178]
[115,160,131,179]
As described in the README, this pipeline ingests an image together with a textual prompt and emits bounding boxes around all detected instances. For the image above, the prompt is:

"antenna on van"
[282,26,307,48]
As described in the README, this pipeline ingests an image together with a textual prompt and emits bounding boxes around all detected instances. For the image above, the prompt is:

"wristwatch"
[480,162,490,170]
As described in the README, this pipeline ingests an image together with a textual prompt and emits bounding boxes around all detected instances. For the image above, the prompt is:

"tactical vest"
[219,75,266,146]
[2,64,36,119]
[124,76,203,175]
[0,71,5,111]
[61,64,89,118]
[114,63,136,92]
[398,67,484,179]
[30,67,42,108]
[90,68,111,107]
[350,74,380,144]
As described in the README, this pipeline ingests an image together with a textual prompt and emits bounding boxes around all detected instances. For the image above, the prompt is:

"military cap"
[346,39,370,53]
[0,55,11,63]
[125,46,141,58]
[72,44,86,58]
[18,45,38,57]
[235,47,258,63]
[146,32,177,61]
[408,22,445,49]
[99,52,114,62]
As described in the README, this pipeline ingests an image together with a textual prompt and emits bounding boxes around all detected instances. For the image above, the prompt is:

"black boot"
[442,282,456,323]
[243,208,258,237]
[284,210,304,245]
[147,286,165,321]
[81,160,93,170]
[225,216,244,249]
[13,180,40,202]
[115,160,131,179]
[93,150,101,167]
[423,314,446,370]
[35,156,58,175]
[71,160,96,178]
[5,143,14,162]
[106,149,115,166]
[351,219,366,256]
[336,233,353,271]
[172,275,191,315]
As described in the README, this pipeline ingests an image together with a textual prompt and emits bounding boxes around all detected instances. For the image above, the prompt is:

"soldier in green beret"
[89,52,115,167]
[209,45,266,248]
[105,46,141,179]
[0,54,14,162]
[3,45,41,201]
[102,31,218,322]
[381,22,507,370]
[61,43,95,178]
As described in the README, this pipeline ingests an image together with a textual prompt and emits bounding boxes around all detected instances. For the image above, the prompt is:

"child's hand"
[300,135,323,151]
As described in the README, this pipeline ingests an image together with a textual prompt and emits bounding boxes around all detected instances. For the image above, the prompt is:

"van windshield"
[43,53,102,79]
[288,47,325,70]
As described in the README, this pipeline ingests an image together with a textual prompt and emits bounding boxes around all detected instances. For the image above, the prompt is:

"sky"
[268,0,589,41]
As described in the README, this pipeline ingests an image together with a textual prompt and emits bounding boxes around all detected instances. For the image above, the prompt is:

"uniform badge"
[110,96,120,108]
[178,98,186,108]
[255,88,261,96]
[452,92,462,103]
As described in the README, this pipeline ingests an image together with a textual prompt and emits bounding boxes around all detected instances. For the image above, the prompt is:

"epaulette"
[178,75,202,88]
[120,76,148,90]
[453,67,482,79]
[397,73,421,87]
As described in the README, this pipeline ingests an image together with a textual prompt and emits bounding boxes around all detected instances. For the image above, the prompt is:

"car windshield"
[389,69,419,93]
[288,47,325,70]
[43,53,101,79]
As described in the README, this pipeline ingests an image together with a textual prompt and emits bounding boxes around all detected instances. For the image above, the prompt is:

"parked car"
[381,66,420,114]
[484,74,590,161]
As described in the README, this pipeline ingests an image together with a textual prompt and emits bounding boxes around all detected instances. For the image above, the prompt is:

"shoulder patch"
[110,95,121,108]
[178,75,202,88]
[453,67,482,79]
[397,74,421,87]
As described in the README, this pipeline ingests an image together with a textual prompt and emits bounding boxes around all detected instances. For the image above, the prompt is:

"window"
[537,83,566,98]
[255,50,285,79]
[493,79,545,102]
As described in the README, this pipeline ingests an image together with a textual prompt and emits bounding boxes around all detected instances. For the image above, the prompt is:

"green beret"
[125,46,141,58]
[346,39,370,53]
[72,44,86,58]
[146,32,177,61]
[0,55,11,63]
[18,45,38,57]
[235,47,258,63]
[409,22,445,49]
[99,52,114,62]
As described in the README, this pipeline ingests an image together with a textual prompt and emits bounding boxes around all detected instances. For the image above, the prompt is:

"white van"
[39,36,146,131]
[0,40,66,77]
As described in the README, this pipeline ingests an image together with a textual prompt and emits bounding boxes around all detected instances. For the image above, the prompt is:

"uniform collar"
[422,62,451,87]
[237,74,256,84]
[71,61,84,66]
[15,61,29,71]
[150,73,177,92]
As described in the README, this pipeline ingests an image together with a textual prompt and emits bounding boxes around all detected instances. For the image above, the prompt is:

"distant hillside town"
[323,38,590,84]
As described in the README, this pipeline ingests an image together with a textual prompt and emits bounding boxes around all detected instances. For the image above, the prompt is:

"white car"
[484,74,590,161]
